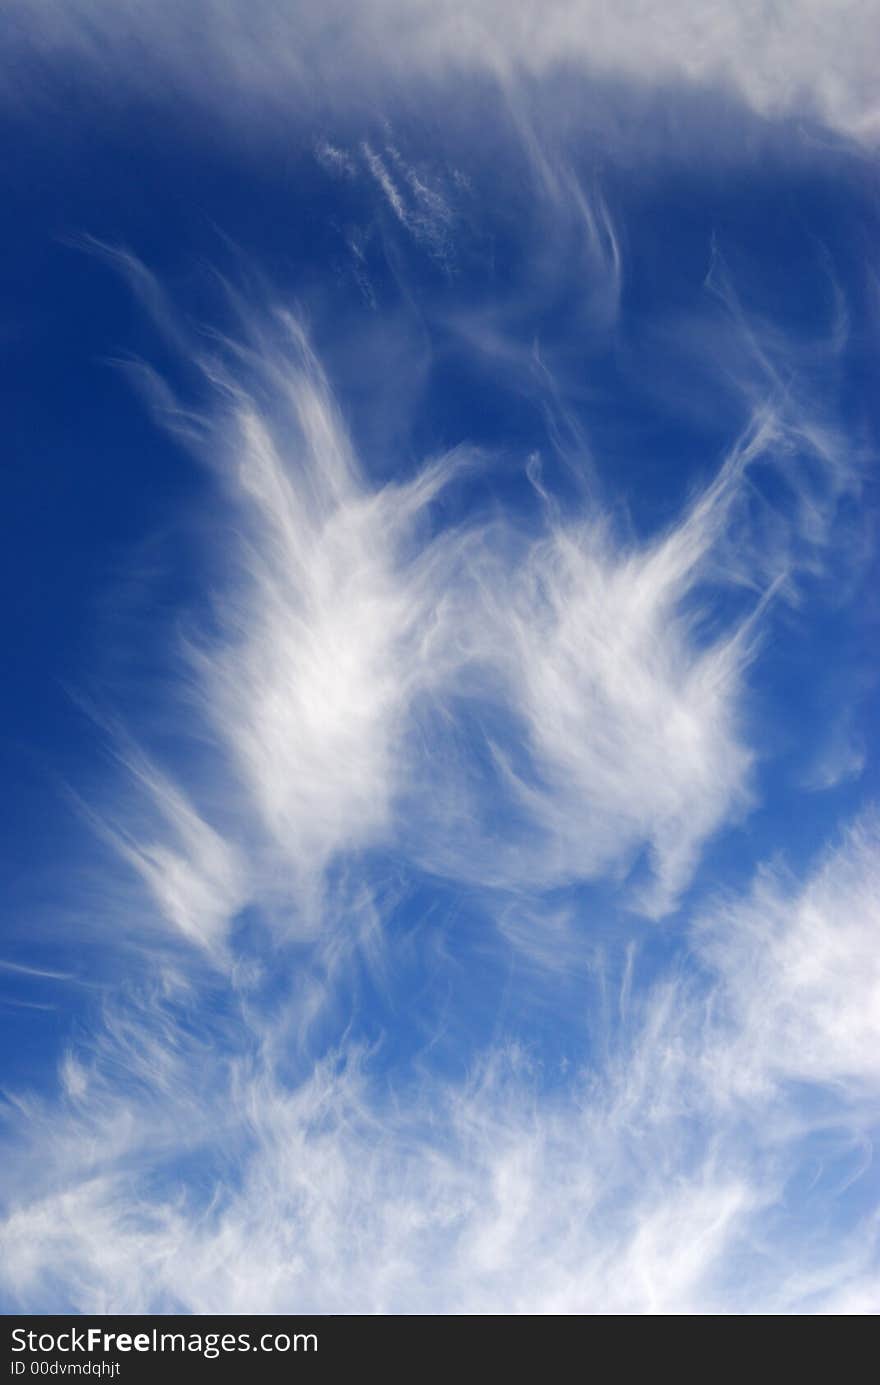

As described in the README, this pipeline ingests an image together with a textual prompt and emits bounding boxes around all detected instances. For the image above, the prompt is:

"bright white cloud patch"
[5,0,880,140]
[698,812,880,1096]
[1,818,878,1313]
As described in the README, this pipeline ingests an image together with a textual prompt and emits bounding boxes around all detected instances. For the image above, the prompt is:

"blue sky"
[1,1,878,1314]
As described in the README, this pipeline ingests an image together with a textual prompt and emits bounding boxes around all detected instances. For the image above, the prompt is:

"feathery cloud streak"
[5,0,880,141]
[1,815,878,1313]
[65,222,859,932]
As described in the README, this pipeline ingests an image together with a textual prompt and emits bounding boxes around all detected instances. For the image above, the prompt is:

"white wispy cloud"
[801,716,867,792]
[57,223,862,944]
[697,811,880,1098]
[4,1,879,141]
[99,757,247,957]
[455,441,761,914]
[361,141,455,264]
[1,816,877,1313]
